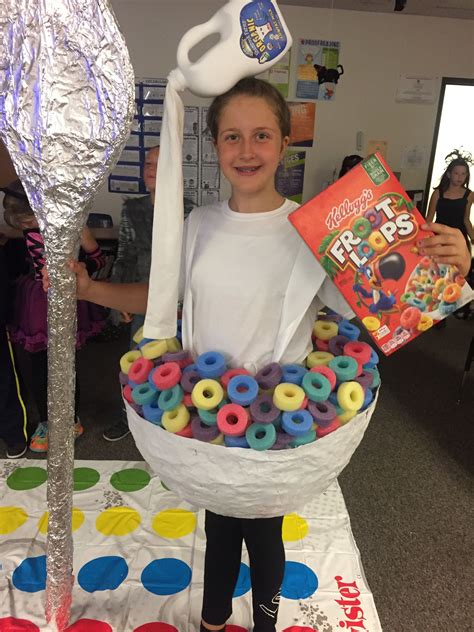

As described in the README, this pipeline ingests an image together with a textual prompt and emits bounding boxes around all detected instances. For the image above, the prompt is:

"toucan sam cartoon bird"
[353,252,406,314]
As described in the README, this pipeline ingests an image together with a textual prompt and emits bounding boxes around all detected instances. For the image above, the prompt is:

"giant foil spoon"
[0,1,134,629]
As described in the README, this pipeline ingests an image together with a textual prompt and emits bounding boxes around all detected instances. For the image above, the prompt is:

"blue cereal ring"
[142,401,164,425]
[227,375,259,406]
[357,241,374,260]
[158,384,184,411]
[328,355,359,382]
[195,351,227,379]
[224,434,250,448]
[289,429,317,448]
[301,372,331,402]
[132,383,159,406]
[361,387,374,411]
[338,320,360,341]
[246,423,277,451]
[281,364,307,386]
[406,297,426,311]
[281,410,313,437]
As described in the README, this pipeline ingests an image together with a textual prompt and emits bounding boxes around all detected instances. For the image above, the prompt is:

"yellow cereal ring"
[210,433,225,445]
[141,339,168,360]
[339,409,356,424]
[191,379,224,410]
[165,337,182,352]
[120,350,142,374]
[273,383,306,411]
[162,404,190,433]
[434,278,445,291]
[313,320,339,341]
[417,314,433,332]
[362,316,380,332]
[367,231,387,252]
[337,382,364,412]
[132,326,144,344]
[306,351,334,368]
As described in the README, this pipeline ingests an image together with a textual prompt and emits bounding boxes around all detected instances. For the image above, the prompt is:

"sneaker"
[103,420,130,442]
[6,441,28,459]
[30,420,84,453]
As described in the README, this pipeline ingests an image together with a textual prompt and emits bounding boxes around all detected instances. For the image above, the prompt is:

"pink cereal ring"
[316,416,342,438]
[151,362,181,390]
[419,256,431,269]
[221,368,250,390]
[343,341,372,368]
[310,365,337,391]
[175,422,194,438]
[128,357,153,384]
[183,393,194,408]
[216,403,249,436]
[400,306,422,330]
[315,338,329,352]
[123,384,134,403]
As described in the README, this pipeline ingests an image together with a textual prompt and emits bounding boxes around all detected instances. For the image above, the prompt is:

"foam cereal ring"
[162,404,190,433]
[313,320,339,341]
[306,351,334,368]
[352,217,372,239]
[216,403,249,437]
[339,409,356,424]
[400,306,421,330]
[417,314,433,332]
[367,231,387,252]
[442,283,462,304]
[132,326,144,344]
[337,382,364,411]
[120,350,142,374]
[128,357,153,384]
[273,383,306,411]
[210,433,225,445]
[141,340,168,360]
[191,379,224,410]
[362,316,380,332]
[165,338,182,352]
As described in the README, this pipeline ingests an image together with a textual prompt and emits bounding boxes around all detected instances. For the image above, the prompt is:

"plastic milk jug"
[172,0,292,97]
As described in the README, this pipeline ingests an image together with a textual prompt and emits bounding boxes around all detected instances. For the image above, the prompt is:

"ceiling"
[281,0,474,20]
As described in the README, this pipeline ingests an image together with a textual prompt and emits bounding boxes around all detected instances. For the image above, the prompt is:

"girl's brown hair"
[2,180,34,229]
[206,77,291,141]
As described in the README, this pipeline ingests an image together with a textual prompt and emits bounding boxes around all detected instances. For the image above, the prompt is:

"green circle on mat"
[110,468,151,492]
[73,467,100,491]
[7,467,47,490]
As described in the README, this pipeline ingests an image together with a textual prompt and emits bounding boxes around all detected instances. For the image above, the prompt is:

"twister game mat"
[0,460,382,631]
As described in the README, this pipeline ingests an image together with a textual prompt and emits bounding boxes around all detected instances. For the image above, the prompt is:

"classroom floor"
[1,314,473,632]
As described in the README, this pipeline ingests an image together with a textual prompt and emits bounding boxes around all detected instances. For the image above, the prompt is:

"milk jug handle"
[176,15,223,73]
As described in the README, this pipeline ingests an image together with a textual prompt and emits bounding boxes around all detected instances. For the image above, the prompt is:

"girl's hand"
[419,223,472,276]
[68,260,92,299]
[120,311,133,323]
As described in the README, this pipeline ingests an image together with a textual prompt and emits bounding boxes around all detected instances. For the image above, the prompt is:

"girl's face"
[214,95,289,205]
[448,165,468,187]
[18,214,38,230]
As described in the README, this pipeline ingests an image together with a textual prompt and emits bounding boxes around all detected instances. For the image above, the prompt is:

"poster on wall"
[275,149,306,203]
[367,140,388,160]
[262,50,291,98]
[296,39,342,101]
[396,75,437,103]
[288,102,316,147]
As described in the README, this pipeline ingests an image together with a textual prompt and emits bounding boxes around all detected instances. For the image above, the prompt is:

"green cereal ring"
[352,217,372,239]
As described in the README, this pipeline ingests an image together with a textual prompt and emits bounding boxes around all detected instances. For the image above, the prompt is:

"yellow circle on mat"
[96,506,141,536]
[152,508,197,539]
[38,507,85,535]
[282,513,309,542]
[0,506,28,534]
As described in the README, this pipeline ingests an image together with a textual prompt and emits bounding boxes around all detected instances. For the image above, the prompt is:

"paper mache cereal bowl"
[123,312,380,518]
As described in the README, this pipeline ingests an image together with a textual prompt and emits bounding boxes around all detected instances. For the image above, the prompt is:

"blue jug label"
[240,1,288,64]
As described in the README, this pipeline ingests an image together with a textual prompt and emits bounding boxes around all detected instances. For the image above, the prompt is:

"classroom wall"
[93,1,474,222]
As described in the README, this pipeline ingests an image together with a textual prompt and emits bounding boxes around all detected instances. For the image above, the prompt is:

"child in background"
[65,79,472,631]
[338,154,363,178]
[3,180,107,452]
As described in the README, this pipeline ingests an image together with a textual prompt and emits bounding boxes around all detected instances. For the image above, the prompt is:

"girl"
[66,79,472,631]
[3,180,107,453]
[426,151,474,247]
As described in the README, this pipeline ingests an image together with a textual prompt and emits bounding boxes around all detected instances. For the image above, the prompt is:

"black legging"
[201,511,285,632]
[29,349,80,423]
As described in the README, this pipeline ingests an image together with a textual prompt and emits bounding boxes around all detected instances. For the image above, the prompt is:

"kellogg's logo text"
[334,575,368,630]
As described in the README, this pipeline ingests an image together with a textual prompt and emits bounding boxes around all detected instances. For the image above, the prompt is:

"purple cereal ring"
[255,362,283,390]
[249,393,280,424]
[180,369,201,393]
[162,350,192,367]
[308,400,336,427]
[191,415,221,442]
[119,371,128,386]
[354,370,374,389]
[328,335,349,356]
[129,402,143,416]
[269,431,293,450]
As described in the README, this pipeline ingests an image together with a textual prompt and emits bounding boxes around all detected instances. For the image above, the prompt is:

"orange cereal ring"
[442,283,462,304]
[400,306,421,330]
[367,231,387,252]
[362,316,380,332]
[417,314,433,332]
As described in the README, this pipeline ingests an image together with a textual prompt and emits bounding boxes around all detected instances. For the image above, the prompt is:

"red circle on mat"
[133,624,178,632]
[0,618,39,631]
[65,620,112,632]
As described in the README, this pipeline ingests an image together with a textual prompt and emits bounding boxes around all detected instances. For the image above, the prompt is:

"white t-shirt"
[181,199,352,373]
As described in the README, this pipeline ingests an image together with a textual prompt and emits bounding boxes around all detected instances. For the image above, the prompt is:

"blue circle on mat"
[12,555,46,592]
[233,563,251,598]
[78,556,128,592]
[141,558,192,595]
[281,561,318,599]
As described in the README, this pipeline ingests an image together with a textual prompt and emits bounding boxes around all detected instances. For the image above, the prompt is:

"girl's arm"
[69,260,148,313]
[463,192,474,242]
[425,189,439,222]
[79,226,106,275]
[419,223,471,276]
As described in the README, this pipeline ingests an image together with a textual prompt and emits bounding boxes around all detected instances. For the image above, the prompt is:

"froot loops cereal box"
[289,152,473,355]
